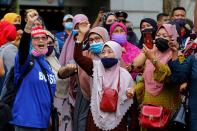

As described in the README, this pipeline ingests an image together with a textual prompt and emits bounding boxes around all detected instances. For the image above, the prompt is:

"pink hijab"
[58,14,88,106]
[143,24,179,96]
[78,26,109,99]
[59,14,88,66]
[110,22,141,78]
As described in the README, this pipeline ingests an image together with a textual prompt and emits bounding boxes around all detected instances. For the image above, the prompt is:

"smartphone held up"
[143,31,153,49]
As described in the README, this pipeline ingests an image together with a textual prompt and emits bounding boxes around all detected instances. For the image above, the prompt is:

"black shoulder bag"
[0,55,34,130]
[37,60,59,131]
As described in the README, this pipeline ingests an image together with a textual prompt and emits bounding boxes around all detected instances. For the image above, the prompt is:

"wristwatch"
[152,58,157,65]
[76,40,82,44]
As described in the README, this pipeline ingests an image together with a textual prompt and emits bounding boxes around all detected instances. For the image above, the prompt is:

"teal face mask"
[64,22,73,30]
[89,42,103,54]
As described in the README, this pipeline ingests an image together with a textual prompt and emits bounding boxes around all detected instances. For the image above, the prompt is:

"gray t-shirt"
[0,43,18,93]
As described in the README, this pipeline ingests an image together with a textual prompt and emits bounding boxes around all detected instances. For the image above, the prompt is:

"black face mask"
[104,23,113,33]
[46,45,54,56]
[101,58,118,68]
[155,38,169,52]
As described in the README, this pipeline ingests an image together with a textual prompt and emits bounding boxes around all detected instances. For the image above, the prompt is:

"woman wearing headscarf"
[102,12,117,33]
[0,21,17,93]
[133,23,183,131]
[110,22,141,79]
[138,18,158,49]
[59,26,109,131]
[58,14,89,108]
[1,12,21,24]
[0,21,17,47]
[74,36,134,130]
[78,26,110,99]
[45,30,74,131]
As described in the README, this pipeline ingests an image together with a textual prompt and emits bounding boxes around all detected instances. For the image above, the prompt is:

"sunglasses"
[32,36,47,41]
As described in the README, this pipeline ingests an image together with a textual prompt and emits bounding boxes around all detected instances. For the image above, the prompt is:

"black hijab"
[138,18,158,49]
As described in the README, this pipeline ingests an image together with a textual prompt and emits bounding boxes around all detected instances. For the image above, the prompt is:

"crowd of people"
[0,1,197,131]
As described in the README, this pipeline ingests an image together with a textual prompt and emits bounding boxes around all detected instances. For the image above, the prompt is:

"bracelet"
[24,28,31,33]
[24,24,33,32]
[152,58,157,65]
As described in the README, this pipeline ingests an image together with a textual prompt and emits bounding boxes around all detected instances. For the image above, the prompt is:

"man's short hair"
[172,7,186,16]
[157,13,169,21]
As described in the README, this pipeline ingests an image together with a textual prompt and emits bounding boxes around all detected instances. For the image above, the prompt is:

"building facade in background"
[110,0,195,38]
[0,0,195,35]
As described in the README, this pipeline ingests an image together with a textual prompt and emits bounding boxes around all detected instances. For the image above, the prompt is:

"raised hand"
[25,10,39,33]
[76,21,90,43]
[168,37,179,52]
[126,88,135,98]
[26,10,39,24]
[143,44,157,61]
[78,21,90,34]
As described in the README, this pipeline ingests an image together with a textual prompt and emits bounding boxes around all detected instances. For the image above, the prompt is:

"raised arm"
[74,41,93,76]
[18,10,38,65]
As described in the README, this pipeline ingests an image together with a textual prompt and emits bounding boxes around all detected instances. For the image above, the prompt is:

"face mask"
[174,19,186,27]
[111,34,127,46]
[104,23,112,33]
[141,28,155,34]
[155,38,169,52]
[101,58,118,68]
[64,22,73,30]
[32,48,48,57]
[46,45,54,56]
[89,42,103,54]
[72,29,78,36]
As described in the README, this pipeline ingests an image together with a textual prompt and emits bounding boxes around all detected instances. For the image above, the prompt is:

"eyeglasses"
[32,36,47,41]
[89,36,102,44]
[47,41,54,45]
[118,19,126,23]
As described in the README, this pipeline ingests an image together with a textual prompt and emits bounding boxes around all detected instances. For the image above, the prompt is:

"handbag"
[100,74,120,113]
[139,105,171,129]
[170,92,189,130]
[100,88,118,112]
[38,61,59,131]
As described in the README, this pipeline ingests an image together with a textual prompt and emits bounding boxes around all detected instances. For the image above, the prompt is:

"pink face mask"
[32,48,48,57]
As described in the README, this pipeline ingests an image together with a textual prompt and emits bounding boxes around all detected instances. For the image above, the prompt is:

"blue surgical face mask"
[64,22,73,30]
[89,42,103,54]
[72,29,78,36]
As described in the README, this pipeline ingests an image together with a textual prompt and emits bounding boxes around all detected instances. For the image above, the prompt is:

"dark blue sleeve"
[168,56,192,84]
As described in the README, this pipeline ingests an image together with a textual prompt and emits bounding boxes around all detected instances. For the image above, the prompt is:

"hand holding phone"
[190,33,197,40]
[170,25,177,41]
[143,31,153,49]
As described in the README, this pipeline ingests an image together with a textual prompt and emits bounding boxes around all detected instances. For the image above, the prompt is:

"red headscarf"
[0,21,17,46]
